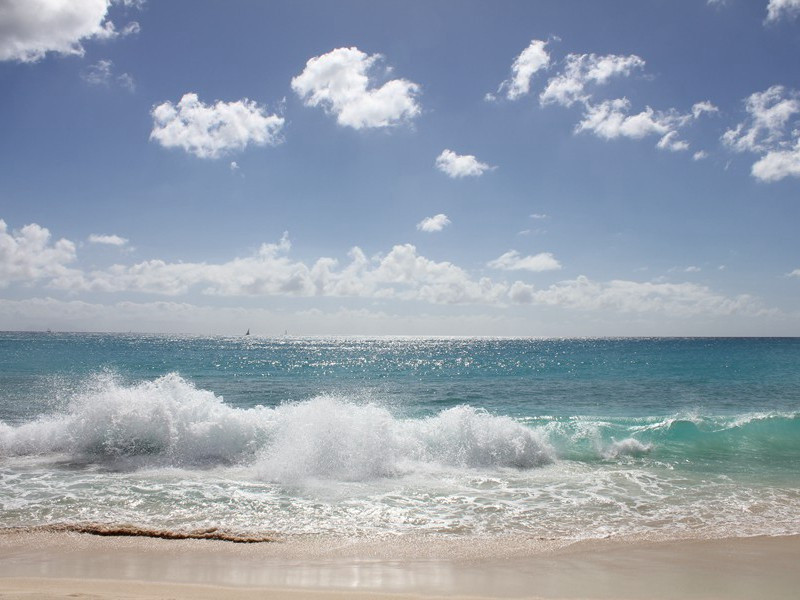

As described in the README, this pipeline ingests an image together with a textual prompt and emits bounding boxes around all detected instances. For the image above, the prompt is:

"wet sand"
[1,532,798,598]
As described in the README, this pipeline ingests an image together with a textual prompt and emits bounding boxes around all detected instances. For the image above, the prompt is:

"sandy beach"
[1,532,798,599]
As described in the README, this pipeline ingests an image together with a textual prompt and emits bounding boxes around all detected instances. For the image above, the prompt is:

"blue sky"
[0,0,798,335]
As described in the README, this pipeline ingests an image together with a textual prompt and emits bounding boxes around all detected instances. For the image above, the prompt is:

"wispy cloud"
[88,234,129,247]
[488,250,562,272]
[491,39,551,101]
[81,60,135,92]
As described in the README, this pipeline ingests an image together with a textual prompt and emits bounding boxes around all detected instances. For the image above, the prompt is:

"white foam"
[0,373,555,481]
[601,437,652,459]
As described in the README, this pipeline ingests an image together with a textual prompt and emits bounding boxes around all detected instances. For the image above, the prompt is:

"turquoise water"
[1,333,798,540]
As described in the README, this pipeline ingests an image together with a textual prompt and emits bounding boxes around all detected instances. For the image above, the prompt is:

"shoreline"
[1,532,798,598]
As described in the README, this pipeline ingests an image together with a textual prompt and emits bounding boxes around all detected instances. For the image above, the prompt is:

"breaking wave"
[2,373,797,481]
[0,373,554,481]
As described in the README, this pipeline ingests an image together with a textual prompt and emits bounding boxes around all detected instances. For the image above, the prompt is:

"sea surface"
[1,333,798,542]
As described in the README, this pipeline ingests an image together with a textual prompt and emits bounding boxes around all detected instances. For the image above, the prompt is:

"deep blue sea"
[1,333,798,541]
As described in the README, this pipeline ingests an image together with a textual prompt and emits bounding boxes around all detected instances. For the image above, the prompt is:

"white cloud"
[230,161,239,172]
[488,250,562,272]
[116,71,134,91]
[656,130,690,152]
[88,233,128,246]
[722,86,800,181]
[0,219,77,287]
[291,47,420,129]
[534,51,713,155]
[693,150,708,161]
[47,232,507,306]
[530,213,548,219]
[0,0,139,63]
[435,149,494,178]
[81,59,134,91]
[684,266,701,273]
[766,0,800,22]
[691,101,719,119]
[1,218,778,322]
[540,53,645,107]
[722,86,800,153]
[576,98,686,143]
[519,275,768,318]
[495,39,550,100]
[788,269,800,277]
[751,139,800,181]
[416,214,451,233]
[508,281,535,304]
[150,93,285,159]
[81,58,112,84]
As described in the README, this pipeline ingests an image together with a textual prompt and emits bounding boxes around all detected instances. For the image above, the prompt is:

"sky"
[0,0,799,336]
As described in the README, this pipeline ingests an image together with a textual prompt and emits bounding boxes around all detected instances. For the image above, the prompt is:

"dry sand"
[1,531,798,599]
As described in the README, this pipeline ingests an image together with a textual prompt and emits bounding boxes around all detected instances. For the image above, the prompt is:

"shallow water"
[1,334,798,541]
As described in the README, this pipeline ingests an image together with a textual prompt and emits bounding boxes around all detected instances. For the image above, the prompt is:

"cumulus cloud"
[493,39,550,101]
[766,0,800,22]
[693,150,708,161]
[150,93,285,159]
[751,139,800,181]
[1,218,775,320]
[530,213,548,220]
[527,49,715,155]
[88,233,128,246]
[435,149,494,178]
[0,0,139,63]
[416,214,451,233]
[488,250,562,272]
[723,86,800,181]
[540,53,645,107]
[788,268,800,277]
[42,232,506,305]
[577,98,684,142]
[291,47,421,129]
[0,219,77,287]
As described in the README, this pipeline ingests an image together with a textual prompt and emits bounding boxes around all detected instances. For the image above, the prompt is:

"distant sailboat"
[245,329,250,336]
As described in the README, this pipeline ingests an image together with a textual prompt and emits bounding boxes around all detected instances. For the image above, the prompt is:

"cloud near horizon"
[0,218,774,320]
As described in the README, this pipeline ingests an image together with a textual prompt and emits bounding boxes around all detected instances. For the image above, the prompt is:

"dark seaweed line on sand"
[0,523,275,543]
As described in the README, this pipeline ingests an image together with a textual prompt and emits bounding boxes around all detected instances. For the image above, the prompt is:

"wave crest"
[0,373,554,481]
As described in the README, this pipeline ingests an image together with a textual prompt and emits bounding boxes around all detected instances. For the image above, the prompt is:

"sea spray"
[0,373,554,478]
[2,334,799,541]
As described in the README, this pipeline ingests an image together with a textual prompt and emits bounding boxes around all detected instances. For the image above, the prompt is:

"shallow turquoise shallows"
[1,333,798,540]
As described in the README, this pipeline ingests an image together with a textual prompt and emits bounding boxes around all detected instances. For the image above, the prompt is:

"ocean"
[1,333,798,542]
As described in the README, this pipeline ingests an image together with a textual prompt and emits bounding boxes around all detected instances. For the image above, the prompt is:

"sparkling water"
[1,333,798,541]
